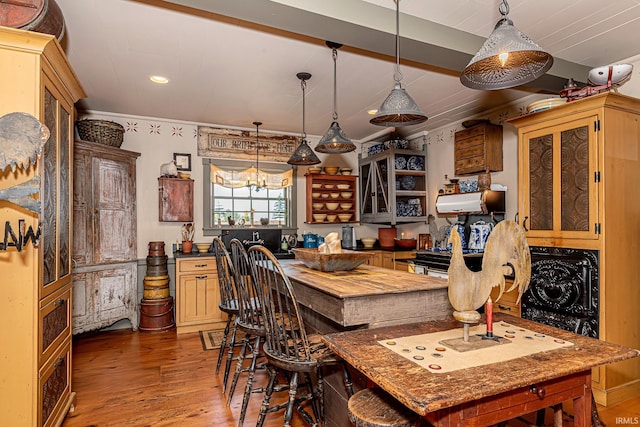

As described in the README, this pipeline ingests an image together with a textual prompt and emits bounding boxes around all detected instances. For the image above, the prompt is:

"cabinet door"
[41,82,74,299]
[177,274,221,326]
[93,157,136,263]
[360,157,391,222]
[519,114,599,240]
[159,178,194,222]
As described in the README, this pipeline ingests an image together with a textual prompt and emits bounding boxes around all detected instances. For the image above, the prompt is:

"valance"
[210,164,293,189]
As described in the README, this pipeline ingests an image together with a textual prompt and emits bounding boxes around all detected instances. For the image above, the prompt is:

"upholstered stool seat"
[348,388,420,427]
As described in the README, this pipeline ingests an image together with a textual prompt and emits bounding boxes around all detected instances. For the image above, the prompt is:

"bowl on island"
[292,248,373,272]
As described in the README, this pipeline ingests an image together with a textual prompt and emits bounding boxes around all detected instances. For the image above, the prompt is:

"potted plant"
[180,223,195,253]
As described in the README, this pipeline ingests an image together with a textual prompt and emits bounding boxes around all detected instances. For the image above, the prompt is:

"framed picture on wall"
[173,153,191,171]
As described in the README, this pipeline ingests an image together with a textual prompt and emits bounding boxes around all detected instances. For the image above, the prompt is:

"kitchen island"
[278,260,452,427]
[279,260,452,332]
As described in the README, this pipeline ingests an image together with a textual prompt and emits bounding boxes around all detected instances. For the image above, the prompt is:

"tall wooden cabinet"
[509,92,640,406]
[0,28,85,426]
[72,140,140,334]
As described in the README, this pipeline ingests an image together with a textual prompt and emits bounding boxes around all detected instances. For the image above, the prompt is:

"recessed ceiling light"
[367,109,378,115]
[150,75,169,84]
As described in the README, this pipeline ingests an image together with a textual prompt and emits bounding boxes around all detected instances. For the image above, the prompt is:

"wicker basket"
[76,119,124,147]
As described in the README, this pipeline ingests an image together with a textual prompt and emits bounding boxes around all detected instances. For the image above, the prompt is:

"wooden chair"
[226,238,268,426]
[247,245,353,427]
[211,236,241,393]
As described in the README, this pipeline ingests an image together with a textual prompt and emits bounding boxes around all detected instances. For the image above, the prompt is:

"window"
[203,159,297,235]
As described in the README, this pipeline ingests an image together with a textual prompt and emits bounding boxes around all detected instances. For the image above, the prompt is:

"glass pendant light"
[370,0,427,127]
[287,72,321,165]
[315,41,356,153]
[460,0,553,90]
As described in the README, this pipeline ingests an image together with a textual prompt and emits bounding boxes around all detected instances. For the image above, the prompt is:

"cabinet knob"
[523,216,529,232]
[530,385,546,399]
[497,304,511,311]
[195,264,208,268]
[195,275,208,279]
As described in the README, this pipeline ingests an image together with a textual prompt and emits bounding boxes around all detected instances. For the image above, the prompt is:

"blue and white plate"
[407,156,424,171]
[395,156,407,170]
[400,175,416,190]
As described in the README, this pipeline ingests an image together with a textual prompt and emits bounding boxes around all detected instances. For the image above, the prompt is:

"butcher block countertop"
[279,260,452,330]
[322,313,640,421]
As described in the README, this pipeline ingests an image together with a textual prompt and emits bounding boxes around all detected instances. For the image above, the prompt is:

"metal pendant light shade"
[460,0,553,90]
[288,72,321,165]
[370,0,427,127]
[370,82,427,126]
[316,42,356,154]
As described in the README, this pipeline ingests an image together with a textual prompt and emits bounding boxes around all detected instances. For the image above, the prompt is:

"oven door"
[408,261,449,279]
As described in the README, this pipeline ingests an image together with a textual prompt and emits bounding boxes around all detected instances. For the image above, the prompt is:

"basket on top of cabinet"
[305,173,357,224]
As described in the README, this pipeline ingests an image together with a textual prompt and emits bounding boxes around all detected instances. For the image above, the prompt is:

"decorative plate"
[394,156,407,170]
[407,156,424,171]
[400,175,416,190]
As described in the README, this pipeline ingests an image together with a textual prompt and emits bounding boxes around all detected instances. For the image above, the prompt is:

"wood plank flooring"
[62,328,639,427]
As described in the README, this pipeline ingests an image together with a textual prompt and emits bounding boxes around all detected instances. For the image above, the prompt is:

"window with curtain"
[203,159,297,235]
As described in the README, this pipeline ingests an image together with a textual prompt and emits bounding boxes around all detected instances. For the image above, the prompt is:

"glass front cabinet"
[359,147,428,224]
[515,111,599,241]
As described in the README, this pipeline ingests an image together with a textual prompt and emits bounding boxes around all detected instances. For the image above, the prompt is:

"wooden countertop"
[280,260,447,299]
[279,260,452,329]
[322,313,640,416]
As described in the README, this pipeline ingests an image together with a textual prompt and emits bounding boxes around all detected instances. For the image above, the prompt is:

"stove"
[219,228,293,259]
[522,246,599,338]
[412,249,483,276]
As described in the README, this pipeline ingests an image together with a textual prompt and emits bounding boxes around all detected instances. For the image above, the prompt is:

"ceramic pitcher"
[468,220,493,250]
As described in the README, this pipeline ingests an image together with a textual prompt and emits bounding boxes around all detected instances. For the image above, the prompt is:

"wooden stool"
[348,388,420,427]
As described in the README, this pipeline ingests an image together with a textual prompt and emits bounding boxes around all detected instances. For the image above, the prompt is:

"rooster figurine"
[447,220,531,325]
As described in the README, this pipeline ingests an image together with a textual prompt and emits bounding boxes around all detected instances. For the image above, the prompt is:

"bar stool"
[226,239,268,427]
[248,245,353,427]
[211,236,241,393]
[347,388,420,427]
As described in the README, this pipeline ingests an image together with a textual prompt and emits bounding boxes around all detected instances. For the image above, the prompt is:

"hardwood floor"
[63,328,639,427]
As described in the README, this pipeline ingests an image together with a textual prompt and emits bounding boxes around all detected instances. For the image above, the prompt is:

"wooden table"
[279,260,451,331]
[322,313,640,426]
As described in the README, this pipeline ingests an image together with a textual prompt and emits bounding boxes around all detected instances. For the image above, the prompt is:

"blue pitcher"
[302,233,318,248]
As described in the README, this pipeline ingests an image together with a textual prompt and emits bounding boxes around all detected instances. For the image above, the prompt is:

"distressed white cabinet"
[71,263,137,334]
[72,140,140,333]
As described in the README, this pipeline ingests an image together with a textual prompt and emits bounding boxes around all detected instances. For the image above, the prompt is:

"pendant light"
[287,72,321,165]
[247,121,266,191]
[460,0,553,90]
[315,41,356,154]
[370,0,427,127]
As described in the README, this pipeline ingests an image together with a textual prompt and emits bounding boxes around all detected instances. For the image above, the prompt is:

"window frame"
[202,158,298,236]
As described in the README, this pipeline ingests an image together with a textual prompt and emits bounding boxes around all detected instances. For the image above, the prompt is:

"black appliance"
[522,246,599,338]
[219,229,295,259]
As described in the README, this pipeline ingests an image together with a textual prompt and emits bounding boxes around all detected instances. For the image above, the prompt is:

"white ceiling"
[55,0,640,141]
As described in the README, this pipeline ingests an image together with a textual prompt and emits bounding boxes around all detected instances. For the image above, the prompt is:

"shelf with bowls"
[305,173,357,224]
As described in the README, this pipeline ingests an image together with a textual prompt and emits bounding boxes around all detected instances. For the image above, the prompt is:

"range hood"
[436,190,505,214]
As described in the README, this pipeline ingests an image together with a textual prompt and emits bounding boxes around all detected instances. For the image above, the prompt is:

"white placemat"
[379,321,573,373]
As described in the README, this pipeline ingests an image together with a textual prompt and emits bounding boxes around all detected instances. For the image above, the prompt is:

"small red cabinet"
[158,177,194,222]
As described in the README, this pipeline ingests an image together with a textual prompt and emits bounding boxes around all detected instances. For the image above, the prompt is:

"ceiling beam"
[159,0,590,91]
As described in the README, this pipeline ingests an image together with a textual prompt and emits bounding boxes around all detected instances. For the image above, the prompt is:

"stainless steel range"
[411,250,483,278]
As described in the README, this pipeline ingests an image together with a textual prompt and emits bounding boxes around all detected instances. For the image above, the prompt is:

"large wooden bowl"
[292,248,373,272]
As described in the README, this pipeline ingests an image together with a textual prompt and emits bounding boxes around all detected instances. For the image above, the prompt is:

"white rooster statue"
[447,220,531,324]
